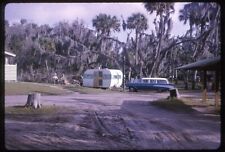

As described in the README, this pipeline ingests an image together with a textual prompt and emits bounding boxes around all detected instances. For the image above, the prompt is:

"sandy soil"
[5,91,220,150]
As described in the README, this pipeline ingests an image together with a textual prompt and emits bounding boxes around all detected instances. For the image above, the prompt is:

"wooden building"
[5,51,17,81]
[176,56,221,107]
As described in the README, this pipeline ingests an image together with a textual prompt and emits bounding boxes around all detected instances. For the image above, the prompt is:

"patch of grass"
[5,105,63,115]
[214,107,221,115]
[151,98,195,113]
[5,81,70,95]
[180,97,215,107]
[5,105,74,123]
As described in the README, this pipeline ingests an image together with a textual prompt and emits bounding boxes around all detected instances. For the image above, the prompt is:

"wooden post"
[215,70,219,108]
[202,70,207,102]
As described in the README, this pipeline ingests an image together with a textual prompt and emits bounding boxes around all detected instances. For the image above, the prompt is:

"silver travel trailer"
[83,68,123,89]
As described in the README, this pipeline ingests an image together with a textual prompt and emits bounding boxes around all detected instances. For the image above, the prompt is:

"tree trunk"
[25,93,42,109]
[135,30,139,65]
[139,61,143,78]
[170,88,180,99]
[45,60,49,72]
[128,67,132,82]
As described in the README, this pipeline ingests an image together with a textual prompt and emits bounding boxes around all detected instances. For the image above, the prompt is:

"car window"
[143,80,148,83]
[157,80,168,84]
[150,80,157,84]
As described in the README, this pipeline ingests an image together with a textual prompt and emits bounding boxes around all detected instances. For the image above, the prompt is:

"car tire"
[129,87,136,92]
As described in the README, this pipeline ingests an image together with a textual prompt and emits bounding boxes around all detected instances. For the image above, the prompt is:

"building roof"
[5,51,16,57]
[176,56,220,71]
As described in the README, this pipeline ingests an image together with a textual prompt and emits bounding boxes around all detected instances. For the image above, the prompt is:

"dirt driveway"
[5,91,220,150]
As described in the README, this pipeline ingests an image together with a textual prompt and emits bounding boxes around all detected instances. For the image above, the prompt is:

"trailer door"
[93,71,103,87]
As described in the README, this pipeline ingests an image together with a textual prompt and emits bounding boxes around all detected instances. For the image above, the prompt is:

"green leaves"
[92,13,120,36]
[126,13,148,33]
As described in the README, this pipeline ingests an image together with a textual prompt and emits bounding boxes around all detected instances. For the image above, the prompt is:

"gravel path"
[5,91,220,150]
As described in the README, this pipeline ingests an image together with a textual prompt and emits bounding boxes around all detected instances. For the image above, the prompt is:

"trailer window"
[113,75,118,79]
[113,75,121,79]
[84,74,93,79]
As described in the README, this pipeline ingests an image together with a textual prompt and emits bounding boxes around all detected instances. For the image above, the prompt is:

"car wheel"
[129,87,132,92]
[157,89,163,92]
[129,87,135,92]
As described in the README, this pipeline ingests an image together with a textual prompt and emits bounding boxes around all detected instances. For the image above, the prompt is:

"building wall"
[5,64,17,81]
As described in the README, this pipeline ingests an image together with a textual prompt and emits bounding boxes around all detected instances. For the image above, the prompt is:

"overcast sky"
[5,3,189,42]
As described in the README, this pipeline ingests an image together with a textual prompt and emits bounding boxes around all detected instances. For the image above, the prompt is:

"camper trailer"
[83,68,123,89]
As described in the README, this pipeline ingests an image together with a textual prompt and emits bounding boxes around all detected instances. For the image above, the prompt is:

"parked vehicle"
[83,68,123,89]
[126,77,174,92]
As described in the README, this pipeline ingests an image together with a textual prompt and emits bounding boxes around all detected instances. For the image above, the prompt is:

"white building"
[83,68,123,89]
[5,51,17,81]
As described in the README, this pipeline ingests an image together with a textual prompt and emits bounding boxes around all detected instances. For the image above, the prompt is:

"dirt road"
[5,91,220,150]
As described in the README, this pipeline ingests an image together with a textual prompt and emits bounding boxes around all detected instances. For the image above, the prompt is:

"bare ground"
[5,91,221,150]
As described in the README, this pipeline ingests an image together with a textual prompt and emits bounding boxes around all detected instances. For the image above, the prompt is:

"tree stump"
[170,88,180,99]
[25,93,42,109]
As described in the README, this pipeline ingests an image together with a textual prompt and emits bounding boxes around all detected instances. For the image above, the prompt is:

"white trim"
[5,51,16,57]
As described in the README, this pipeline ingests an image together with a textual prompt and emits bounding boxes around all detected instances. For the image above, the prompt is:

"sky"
[5,3,189,42]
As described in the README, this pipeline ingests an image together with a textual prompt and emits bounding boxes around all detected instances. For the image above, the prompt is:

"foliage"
[5,3,220,83]
[92,13,120,36]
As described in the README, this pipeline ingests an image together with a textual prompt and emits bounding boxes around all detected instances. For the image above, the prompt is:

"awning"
[176,56,220,71]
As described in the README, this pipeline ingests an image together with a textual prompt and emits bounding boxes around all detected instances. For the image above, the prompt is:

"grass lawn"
[5,81,122,95]
[5,81,71,95]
